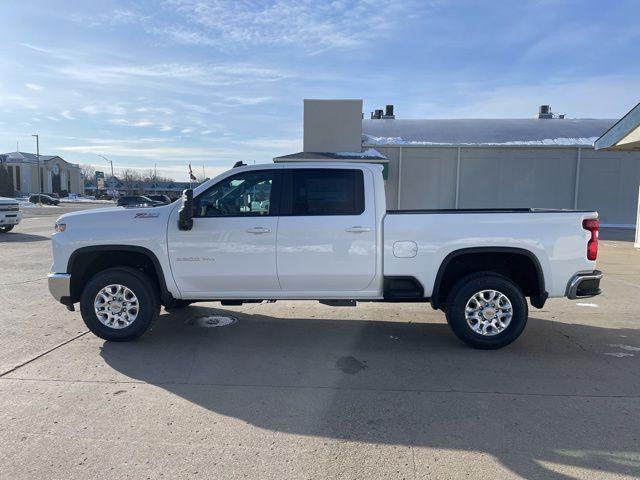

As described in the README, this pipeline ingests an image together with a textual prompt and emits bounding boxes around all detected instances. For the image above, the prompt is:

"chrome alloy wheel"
[94,284,139,329]
[464,290,513,336]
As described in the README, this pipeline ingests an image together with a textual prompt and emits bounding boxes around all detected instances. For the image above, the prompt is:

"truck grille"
[0,205,19,212]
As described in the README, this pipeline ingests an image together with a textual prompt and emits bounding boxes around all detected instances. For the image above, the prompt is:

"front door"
[168,169,281,298]
[276,168,377,294]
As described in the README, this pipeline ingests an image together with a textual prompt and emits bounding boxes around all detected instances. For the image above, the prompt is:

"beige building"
[0,151,84,195]
[276,100,640,229]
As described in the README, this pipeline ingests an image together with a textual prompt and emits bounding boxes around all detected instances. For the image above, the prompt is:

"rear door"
[276,167,377,293]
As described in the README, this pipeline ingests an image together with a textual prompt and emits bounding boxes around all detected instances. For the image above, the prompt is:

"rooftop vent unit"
[538,105,553,119]
[371,105,395,120]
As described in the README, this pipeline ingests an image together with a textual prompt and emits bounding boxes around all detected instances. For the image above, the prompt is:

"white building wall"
[401,147,458,209]
[365,144,640,227]
[458,147,577,209]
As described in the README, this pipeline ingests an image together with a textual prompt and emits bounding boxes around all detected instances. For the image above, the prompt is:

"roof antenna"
[233,161,246,168]
[16,140,19,152]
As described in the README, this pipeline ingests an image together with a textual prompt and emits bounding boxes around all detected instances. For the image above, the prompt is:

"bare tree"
[80,164,96,183]
[120,169,143,195]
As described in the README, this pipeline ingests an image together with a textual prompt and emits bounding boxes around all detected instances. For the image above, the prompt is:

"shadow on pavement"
[0,232,50,242]
[100,305,640,479]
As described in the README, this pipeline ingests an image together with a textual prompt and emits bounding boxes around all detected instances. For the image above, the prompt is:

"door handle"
[246,227,271,234]
[345,226,372,233]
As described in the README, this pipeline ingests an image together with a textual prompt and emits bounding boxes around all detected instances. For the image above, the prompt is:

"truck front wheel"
[0,225,14,233]
[445,273,528,349]
[80,267,160,341]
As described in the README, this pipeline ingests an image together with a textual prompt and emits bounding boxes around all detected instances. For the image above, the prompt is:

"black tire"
[80,267,160,341]
[163,299,194,311]
[445,272,528,349]
[0,225,14,233]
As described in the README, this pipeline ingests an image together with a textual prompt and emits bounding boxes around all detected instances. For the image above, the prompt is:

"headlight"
[54,223,66,233]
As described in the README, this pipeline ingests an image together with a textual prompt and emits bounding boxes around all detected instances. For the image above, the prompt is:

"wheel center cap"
[110,301,123,314]
[482,308,496,320]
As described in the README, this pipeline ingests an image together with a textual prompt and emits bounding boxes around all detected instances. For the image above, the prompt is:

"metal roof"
[362,118,616,147]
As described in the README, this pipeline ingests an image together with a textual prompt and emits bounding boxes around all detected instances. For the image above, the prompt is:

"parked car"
[0,197,21,233]
[146,194,172,204]
[48,162,602,349]
[29,194,60,205]
[116,196,163,208]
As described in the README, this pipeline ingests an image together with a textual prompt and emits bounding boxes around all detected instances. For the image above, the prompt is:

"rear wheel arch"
[431,247,547,310]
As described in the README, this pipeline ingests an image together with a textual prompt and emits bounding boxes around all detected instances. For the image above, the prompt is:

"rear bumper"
[48,273,71,303]
[566,270,603,299]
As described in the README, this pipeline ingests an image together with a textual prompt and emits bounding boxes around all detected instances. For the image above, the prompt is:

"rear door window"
[288,169,364,216]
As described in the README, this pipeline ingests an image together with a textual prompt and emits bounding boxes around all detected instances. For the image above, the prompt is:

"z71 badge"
[134,212,160,218]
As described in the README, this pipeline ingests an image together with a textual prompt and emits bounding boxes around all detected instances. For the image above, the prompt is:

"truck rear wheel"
[80,267,160,341]
[445,273,528,349]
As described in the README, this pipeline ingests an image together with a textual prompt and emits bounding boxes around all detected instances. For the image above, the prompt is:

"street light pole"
[97,154,114,178]
[31,134,40,195]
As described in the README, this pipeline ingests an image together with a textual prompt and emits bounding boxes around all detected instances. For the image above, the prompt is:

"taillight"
[583,218,598,261]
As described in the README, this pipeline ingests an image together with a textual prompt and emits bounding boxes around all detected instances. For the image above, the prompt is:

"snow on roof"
[362,118,616,147]
[1,151,75,165]
[274,149,387,161]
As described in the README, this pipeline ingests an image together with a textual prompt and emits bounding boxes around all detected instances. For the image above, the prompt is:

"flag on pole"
[188,164,196,181]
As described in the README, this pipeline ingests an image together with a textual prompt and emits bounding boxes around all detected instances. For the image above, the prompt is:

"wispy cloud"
[58,143,233,162]
[81,105,128,115]
[110,118,156,127]
[55,62,290,87]
[25,83,44,91]
[70,0,422,54]
[154,0,422,53]
[60,110,75,120]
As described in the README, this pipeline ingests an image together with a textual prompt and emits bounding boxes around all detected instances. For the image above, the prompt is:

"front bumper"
[48,273,71,303]
[566,270,603,299]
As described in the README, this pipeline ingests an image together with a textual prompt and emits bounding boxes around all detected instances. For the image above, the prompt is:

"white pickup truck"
[0,196,21,233]
[48,162,602,349]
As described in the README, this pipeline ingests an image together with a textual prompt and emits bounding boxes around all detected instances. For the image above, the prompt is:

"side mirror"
[178,188,194,231]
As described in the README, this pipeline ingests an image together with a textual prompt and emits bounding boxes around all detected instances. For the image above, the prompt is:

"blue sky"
[1,0,639,180]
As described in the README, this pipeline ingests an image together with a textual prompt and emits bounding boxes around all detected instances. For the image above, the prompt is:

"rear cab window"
[282,168,365,216]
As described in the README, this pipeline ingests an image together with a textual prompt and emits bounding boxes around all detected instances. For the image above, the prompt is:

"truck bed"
[383,208,597,299]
